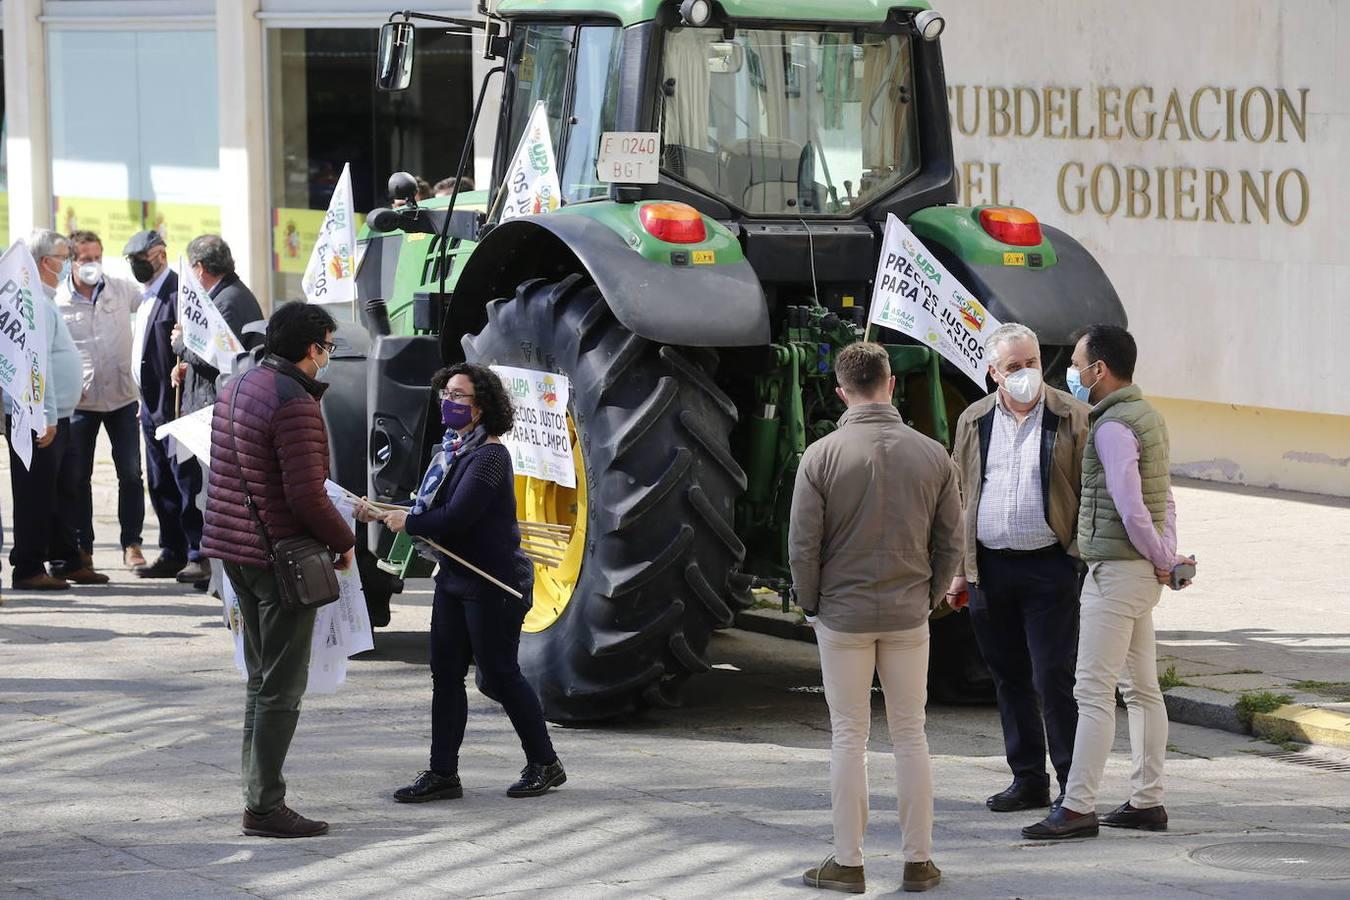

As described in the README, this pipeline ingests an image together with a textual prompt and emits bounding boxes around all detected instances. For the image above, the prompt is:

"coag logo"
[955,293,989,331]
[537,374,559,407]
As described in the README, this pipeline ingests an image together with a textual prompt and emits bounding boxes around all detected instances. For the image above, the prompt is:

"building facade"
[3,0,1346,496]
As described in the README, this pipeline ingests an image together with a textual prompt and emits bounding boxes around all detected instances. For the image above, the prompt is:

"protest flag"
[302,162,358,305]
[498,102,563,222]
[0,241,51,469]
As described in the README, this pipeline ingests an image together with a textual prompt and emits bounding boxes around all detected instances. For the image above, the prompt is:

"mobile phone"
[1169,559,1196,590]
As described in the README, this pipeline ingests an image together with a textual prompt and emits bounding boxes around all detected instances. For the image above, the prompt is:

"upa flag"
[177,256,244,374]
[867,214,1003,389]
[302,162,357,305]
[0,241,50,469]
[500,102,562,222]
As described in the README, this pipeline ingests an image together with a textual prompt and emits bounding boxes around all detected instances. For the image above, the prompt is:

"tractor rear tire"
[463,274,746,723]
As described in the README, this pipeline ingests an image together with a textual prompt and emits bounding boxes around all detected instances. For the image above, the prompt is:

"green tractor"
[329,0,1126,723]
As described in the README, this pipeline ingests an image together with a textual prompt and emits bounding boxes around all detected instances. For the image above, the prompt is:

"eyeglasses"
[315,341,337,354]
[440,390,474,403]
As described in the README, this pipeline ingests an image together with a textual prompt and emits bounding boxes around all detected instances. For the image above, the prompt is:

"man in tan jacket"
[791,342,963,895]
[947,323,1089,814]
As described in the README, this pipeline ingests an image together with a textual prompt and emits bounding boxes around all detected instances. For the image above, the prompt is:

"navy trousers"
[58,402,146,556]
[140,412,203,562]
[7,417,78,580]
[969,545,1081,791]
[428,584,555,775]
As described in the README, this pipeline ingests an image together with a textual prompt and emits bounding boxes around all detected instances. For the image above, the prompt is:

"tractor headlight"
[679,0,713,27]
[914,10,945,41]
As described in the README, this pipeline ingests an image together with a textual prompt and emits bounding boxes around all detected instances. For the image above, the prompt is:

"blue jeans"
[428,585,555,775]
[58,402,146,556]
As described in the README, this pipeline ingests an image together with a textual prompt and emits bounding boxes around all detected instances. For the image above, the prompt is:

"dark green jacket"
[1078,385,1170,562]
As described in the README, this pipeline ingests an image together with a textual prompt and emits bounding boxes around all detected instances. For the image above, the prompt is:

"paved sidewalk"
[2,560,1349,898]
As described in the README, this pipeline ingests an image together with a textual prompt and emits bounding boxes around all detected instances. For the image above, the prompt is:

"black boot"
[507,759,566,798]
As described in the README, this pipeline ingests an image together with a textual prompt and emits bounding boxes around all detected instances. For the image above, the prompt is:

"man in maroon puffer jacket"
[203,301,355,839]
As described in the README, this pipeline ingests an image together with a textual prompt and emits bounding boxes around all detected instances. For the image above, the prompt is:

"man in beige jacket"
[791,342,963,895]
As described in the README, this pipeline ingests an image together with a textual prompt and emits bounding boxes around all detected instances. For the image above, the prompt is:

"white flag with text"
[302,162,358,305]
[177,256,244,374]
[868,214,1003,389]
[0,241,51,469]
[500,102,563,222]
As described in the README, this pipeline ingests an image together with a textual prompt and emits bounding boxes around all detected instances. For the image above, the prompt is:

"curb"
[734,608,1350,751]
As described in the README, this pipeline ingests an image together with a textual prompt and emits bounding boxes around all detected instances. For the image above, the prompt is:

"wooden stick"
[415,535,523,600]
[523,552,563,568]
[520,538,567,555]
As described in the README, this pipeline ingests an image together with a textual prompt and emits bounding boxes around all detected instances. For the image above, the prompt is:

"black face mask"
[130,257,156,284]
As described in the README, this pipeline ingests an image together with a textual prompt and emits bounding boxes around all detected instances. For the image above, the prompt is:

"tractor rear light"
[978,207,1043,246]
[638,202,707,244]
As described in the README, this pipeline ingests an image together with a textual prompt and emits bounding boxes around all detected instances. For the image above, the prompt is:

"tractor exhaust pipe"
[364,298,393,337]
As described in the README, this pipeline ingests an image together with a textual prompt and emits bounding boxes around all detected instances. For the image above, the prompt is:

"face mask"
[1066,364,1098,404]
[130,257,156,283]
[77,261,102,286]
[47,257,72,284]
[1002,368,1042,404]
[441,399,475,431]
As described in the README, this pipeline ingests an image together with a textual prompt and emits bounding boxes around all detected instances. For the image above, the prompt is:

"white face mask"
[1001,367,1043,404]
[77,261,102,286]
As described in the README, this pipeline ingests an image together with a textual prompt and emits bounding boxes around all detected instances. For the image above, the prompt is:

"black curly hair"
[431,362,515,436]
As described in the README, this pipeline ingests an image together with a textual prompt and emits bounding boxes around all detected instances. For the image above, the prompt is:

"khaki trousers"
[815,621,933,865]
[1062,558,1167,814]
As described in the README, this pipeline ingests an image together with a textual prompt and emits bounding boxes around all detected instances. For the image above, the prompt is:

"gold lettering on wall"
[948,81,1314,226]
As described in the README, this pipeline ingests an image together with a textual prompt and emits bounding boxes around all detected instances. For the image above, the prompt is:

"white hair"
[29,229,70,261]
[985,322,1040,367]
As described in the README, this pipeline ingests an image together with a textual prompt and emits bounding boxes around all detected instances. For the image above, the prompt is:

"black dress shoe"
[393,770,463,803]
[1022,806,1099,840]
[507,759,566,798]
[1101,801,1168,831]
[135,555,185,579]
[987,781,1053,812]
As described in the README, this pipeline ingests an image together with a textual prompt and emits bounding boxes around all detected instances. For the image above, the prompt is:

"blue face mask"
[58,258,72,282]
[1066,363,1098,404]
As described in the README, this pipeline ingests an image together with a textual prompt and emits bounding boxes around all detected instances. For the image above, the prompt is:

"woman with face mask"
[377,362,565,804]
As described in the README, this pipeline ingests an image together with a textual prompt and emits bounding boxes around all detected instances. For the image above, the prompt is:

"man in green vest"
[1023,324,1194,840]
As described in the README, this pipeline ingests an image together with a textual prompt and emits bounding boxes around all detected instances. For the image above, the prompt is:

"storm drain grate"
[1190,842,1350,879]
[1257,750,1350,774]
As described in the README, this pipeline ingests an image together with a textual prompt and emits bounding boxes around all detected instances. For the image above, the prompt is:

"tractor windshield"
[660,26,919,216]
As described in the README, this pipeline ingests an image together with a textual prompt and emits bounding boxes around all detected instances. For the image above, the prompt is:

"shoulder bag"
[227,370,341,612]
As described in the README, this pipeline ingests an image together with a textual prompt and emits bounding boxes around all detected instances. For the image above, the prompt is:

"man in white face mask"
[946,322,1091,814]
[55,230,148,575]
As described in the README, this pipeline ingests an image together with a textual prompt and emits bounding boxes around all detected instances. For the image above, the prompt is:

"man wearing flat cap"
[125,230,206,584]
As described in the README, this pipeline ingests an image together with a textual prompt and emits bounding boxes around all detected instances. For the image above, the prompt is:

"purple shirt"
[1094,421,1177,570]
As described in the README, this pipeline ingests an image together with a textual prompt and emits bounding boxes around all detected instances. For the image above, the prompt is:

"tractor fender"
[444,214,771,358]
[919,222,1128,346]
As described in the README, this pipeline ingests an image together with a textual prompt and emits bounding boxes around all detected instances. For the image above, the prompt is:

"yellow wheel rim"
[518,416,586,633]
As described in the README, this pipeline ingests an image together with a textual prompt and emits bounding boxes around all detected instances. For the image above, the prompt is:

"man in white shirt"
[55,230,148,573]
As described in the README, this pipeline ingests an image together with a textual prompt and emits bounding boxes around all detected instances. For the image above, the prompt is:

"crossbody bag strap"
[227,370,277,562]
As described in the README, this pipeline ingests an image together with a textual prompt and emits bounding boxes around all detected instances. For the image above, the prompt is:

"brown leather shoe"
[14,573,70,591]
[1101,801,1168,831]
[242,805,329,839]
[80,550,95,569]
[62,567,111,586]
[902,860,942,892]
[124,546,147,569]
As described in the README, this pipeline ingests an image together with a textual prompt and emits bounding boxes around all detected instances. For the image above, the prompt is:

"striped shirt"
[976,395,1058,551]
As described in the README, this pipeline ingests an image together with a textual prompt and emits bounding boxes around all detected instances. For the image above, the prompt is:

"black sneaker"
[393,770,463,803]
[507,759,566,798]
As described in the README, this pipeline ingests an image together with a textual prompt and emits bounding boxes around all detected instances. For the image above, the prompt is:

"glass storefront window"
[266,27,474,306]
[46,29,220,265]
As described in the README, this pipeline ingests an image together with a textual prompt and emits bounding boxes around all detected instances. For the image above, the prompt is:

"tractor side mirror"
[376,21,416,91]
[706,41,743,74]
[387,171,419,206]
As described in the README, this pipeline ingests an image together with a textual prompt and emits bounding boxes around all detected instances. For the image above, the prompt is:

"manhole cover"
[1190,842,1350,878]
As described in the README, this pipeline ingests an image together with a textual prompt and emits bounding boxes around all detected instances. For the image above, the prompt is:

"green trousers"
[226,562,316,814]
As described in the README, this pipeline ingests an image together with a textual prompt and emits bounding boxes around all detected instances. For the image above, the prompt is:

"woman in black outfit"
[379,362,564,802]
